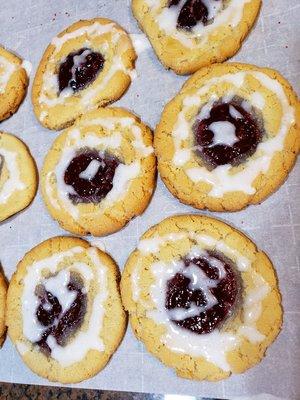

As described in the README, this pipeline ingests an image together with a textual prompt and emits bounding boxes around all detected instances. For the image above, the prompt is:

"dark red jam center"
[58,48,105,93]
[165,251,239,334]
[168,0,222,31]
[64,148,120,204]
[194,99,264,169]
[35,274,87,354]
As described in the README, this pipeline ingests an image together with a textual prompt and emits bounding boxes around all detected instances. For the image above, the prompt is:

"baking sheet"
[0,0,299,398]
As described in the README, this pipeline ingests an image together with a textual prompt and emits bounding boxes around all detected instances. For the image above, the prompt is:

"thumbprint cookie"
[7,236,126,383]
[41,107,156,236]
[132,0,261,74]
[32,18,137,130]
[155,63,300,211]
[121,214,282,381]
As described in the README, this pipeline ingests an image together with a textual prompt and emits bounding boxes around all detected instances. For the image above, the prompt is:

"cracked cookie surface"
[121,214,282,381]
[155,63,300,212]
[41,107,156,236]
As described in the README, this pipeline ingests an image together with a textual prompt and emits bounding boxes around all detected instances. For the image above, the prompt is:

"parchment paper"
[0,0,299,398]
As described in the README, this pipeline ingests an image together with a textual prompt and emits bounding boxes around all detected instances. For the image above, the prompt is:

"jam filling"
[58,48,105,93]
[193,99,264,169]
[168,0,222,31]
[35,273,87,354]
[165,251,239,334]
[64,148,120,204]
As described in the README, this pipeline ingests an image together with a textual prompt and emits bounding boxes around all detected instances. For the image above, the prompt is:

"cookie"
[6,236,126,383]
[32,18,137,130]
[0,132,38,222]
[155,63,300,212]
[132,0,261,75]
[121,214,282,381]
[41,107,156,236]
[0,271,7,347]
[0,46,29,121]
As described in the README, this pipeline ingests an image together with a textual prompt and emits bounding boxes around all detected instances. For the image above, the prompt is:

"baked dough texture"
[0,271,7,347]
[132,0,261,75]
[155,63,300,212]
[0,46,29,121]
[121,214,282,381]
[0,132,37,222]
[41,107,156,236]
[7,236,126,383]
[32,18,137,130]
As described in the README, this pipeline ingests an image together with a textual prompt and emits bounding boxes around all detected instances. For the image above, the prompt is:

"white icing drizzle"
[173,148,191,166]
[0,55,16,93]
[71,261,94,286]
[171,71,295,196]
[20,246,108,367]
[22,246,83,343]
[138,233,186,254]
[39,21,134,117]
[132,231,270,371]
[47,117,151,221]
[229,105,243,119]
[129,34,151,54]
[251,92,266,110]
[60,49,93,92]
[131,261,142,303]
[0,148,25,204]
[80,51,131,108]
[132,125,154,156]
[147,260,238,371]
[151,0,251,48]
[167,248,226,321]
[138,232,250,270]
[208,121,238,147]
[238,272,270,343]
[52,22,115,52]
[21,60,32,77]
[44,270,77,313]
[105,161,140,203]
[202,0,223,20]
[79,159,103,180]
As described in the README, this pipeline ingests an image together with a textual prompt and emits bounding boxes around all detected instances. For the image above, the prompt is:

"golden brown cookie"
[121,214,282,381]
[0,46,29,121]
[6,236,126,383]
[0,132,38,222]
[32,18,137,130]
[41,107,156,236]
[0,270,7,347]
[132,0,261,75]
[155,63,300,212]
